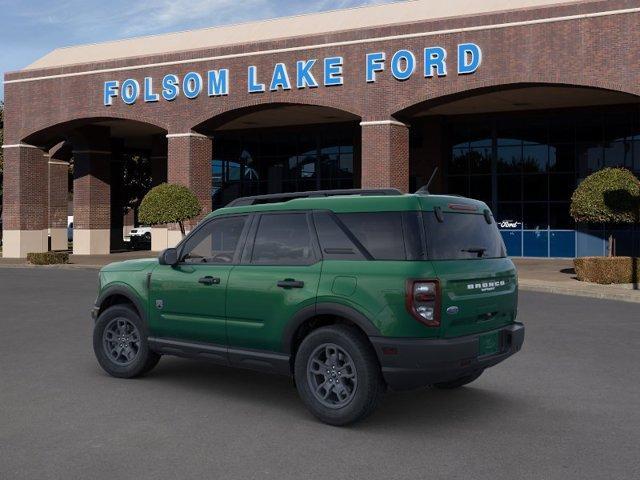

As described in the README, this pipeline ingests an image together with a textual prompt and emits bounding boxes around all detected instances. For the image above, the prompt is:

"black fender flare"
[95,285,148,324]
[281,302,381,354]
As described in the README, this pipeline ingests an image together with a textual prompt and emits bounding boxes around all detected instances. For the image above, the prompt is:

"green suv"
[92,189,524,425]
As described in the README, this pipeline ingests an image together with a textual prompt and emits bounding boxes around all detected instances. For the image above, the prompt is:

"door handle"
[277,279,305,289]
[198,276,220,285]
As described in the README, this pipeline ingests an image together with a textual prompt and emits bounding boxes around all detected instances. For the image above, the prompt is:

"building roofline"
[21,0,589,71]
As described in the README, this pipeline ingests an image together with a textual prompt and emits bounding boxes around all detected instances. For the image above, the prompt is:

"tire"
[433,370,483,389]
[294,325,386,426]
[93,304,160,378]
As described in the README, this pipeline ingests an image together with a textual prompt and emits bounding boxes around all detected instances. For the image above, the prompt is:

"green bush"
[139,183,201,235]
[570,168,640,224]
[27,252,69,265]
[574,256,640,284]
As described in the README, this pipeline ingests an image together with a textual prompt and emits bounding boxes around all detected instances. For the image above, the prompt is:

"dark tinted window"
[424,212,506,260]
[337,212,406,260]
[313,212,366,260]
[252,213,314,265]
[182,215,247,263]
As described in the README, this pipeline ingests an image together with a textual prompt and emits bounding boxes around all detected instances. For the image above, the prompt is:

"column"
[48,143,70,251]
[150,134,169,252]
[165,132,212,248]
[360,120,410,193]
[72,126,112,255]
[1,143,49,258]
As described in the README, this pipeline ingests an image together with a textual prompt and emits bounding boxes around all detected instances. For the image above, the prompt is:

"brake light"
[406,279,440,327]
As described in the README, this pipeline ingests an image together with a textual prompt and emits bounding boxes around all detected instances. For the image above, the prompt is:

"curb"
[0,264,102,270]
[519,280,640,304]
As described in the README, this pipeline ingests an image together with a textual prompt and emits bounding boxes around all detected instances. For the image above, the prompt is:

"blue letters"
[121,79,139,105]
[366,52,385,83]
[247,66,265,93]
[424,47,447,77]
[103,80,119,106]
[144,77,159,102]
[457,43,482,75]
[161,74,179,101]
[296,60,318,89]
[207,69,229,96]
[390,50,415,81]
[183,72,203,99]
[103,43,484,106]
[270,63,292,91]
[324,57,343,86]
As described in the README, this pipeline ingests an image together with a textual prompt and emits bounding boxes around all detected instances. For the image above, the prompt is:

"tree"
[120,153,152,224]
[138,183,201,237]
[570,167,640,256]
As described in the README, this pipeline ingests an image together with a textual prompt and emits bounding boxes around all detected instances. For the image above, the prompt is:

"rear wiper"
[461,247,487,258]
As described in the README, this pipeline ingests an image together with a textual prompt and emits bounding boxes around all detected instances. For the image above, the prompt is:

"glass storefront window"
[439,104,640,257]
[523,203,548,230]
[497,145,522,173]
[211,123,357,208]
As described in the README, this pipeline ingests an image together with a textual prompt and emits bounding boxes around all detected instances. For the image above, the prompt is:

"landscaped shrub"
[574,256,640,284]
[27,251,69,265]
[570,168,640,256]
[139,183,201,236]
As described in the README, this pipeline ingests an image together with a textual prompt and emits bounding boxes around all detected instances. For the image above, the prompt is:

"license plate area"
[478,331,500,357]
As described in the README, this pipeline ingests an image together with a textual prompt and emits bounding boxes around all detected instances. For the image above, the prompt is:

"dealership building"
[2,0,640,258]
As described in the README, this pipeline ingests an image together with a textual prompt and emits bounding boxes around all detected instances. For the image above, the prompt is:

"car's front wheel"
[294,325,386,426]
[93,305,160,378]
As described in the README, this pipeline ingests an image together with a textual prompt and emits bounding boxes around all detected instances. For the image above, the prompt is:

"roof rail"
[226,188,402,207]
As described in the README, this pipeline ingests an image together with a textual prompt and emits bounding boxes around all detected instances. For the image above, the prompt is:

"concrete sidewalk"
[1,251,639,303]
[513,258,640,304]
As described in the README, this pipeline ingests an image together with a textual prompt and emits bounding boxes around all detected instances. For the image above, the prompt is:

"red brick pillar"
[1,143,49,258]
[71,127,112,255]
[360,120,410,193]
[165,132,212,247]
[48,143,70,251]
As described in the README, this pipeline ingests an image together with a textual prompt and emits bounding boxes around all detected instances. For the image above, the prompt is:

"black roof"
[226,188,402,207]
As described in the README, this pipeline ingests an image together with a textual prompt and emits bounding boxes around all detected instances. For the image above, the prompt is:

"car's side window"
[181,215,248,264]
[337,212,407,260]
[313,211,366,260]
[251,213,314,265]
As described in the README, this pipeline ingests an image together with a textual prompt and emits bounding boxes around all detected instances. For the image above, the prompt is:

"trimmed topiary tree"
[570,167,640,256]
[139,183,201,237]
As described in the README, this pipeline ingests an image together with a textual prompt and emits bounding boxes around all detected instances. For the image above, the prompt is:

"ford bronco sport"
[92,189,524,425]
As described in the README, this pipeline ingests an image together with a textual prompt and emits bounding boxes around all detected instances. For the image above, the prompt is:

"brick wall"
[2,0,640,236]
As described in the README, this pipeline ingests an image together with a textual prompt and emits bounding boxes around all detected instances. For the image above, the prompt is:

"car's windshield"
[423,211,506,260]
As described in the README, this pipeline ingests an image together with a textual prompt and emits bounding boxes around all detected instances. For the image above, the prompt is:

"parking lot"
[0,267,638,480]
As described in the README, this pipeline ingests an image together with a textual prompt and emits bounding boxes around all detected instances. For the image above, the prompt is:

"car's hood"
[101,258,158,272]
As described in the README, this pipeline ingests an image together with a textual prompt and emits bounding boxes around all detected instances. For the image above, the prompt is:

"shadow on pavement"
[127,357,523,430]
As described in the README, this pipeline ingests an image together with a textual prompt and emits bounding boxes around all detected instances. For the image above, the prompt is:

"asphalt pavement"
[0,268,638,480]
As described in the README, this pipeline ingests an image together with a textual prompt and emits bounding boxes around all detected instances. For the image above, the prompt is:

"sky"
[0,0,398,100]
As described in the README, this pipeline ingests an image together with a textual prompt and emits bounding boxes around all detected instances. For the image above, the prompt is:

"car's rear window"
[423,212,506,260]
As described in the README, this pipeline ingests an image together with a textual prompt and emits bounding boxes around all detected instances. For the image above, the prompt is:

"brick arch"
[19,114,168,149]
[390,80,640,120]
[188,100,362,134]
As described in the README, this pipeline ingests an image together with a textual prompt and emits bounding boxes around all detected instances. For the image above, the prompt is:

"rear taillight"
[406,279,440,327]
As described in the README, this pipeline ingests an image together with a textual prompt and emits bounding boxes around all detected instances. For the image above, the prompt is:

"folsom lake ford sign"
[103,43,482,106]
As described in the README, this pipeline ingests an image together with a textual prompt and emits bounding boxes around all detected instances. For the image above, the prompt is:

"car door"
[148,214,250,349]
[226,211,321,353]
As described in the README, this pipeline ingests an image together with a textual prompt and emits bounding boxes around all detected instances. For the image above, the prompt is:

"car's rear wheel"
[294,325,385,426]
[93,305,160,378]
[433,370,483,389]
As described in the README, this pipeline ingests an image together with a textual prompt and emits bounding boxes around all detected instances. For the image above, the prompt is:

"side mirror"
[158,248,178,266]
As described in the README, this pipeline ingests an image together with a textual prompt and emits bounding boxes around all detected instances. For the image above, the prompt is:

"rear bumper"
[370,323,524,390]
